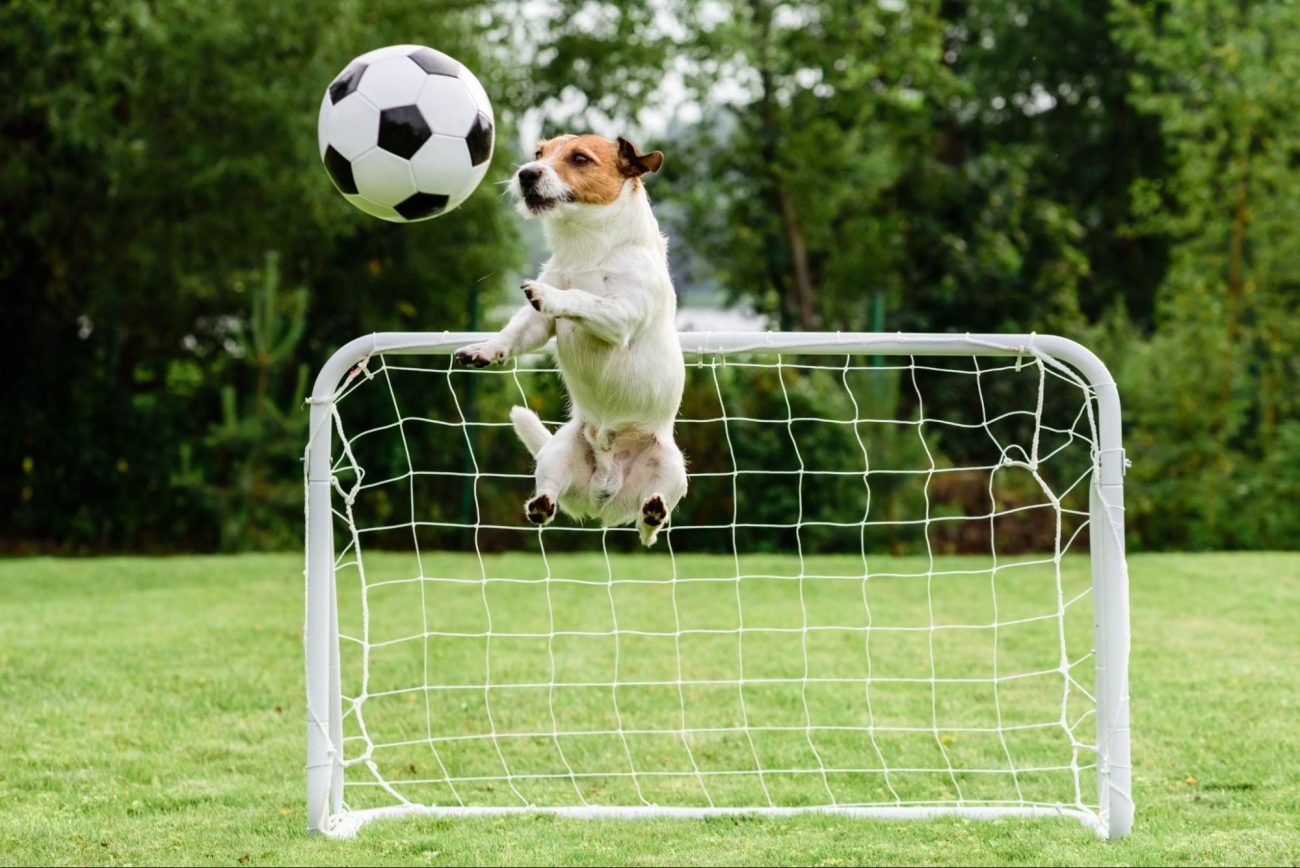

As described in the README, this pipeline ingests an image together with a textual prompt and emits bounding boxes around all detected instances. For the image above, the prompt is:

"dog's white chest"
[548,267,611,296]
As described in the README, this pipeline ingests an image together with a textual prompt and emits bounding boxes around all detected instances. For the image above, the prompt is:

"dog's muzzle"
[515,165,571,214]
[518,166,542,190]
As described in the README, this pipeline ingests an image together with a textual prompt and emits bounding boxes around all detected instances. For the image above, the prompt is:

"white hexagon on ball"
[409,135,474,196]
[355,44,423,65]
[351,149,416,207]
[416,76,478,137]
[453,161,491,205]
[328,93,380,160]
[357,56,428,110]
[458,65,494,123]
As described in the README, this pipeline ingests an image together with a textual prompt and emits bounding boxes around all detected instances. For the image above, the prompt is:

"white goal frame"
[304,331,1131,839]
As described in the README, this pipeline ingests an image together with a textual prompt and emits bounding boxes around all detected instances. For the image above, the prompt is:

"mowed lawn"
[1,552,1297,866]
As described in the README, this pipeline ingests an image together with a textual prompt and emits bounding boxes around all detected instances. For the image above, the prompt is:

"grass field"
[2,552,1298,866]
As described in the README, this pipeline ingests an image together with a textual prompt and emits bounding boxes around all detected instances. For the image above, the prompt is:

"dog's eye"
[570,153,590,165]
[533,150,542,160]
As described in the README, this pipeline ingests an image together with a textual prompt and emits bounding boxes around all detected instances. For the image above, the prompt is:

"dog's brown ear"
[617,137,664,176]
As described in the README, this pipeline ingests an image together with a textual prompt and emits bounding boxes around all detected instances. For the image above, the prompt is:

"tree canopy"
[4,0,1298,551]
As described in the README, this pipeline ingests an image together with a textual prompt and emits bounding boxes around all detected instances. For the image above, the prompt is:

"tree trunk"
[777,186,818,329]
[1218,127,1251,430]
[748,0,820,330]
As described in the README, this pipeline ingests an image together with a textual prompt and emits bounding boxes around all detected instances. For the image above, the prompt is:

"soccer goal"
[304,331,1131,840]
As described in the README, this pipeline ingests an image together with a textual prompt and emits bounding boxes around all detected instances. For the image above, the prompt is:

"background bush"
[4,0,1298,553]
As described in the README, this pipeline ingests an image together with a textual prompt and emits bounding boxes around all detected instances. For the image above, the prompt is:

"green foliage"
[5,0,1300,552]
[1109,0,1300,548]
[516,0,1300,553]
[673,361,945,555]
[950,0,1172,326]
[2,0,521,551]
[665,0,971,330]
[518,0,1127,334]
[178,252,309,551]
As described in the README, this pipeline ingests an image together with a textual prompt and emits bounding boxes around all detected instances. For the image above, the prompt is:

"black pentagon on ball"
[328,61,367,104]
[395,192,450,221]
[466,111,494,166]
[408,47,459,77]
[323,146,357,194]
[377,105,431,159]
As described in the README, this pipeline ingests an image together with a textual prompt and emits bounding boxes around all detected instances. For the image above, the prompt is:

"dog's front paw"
[521,280,556,315]
[525,493,557,526]
[453,342,507,368]
[638,494,669,547]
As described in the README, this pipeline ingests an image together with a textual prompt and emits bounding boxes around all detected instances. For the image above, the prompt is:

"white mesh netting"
[306,339,1114,832]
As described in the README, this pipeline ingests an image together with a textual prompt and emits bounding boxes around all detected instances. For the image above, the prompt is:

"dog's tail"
[510,406,552,458]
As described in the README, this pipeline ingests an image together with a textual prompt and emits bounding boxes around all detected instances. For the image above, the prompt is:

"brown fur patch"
[536,134,662,205]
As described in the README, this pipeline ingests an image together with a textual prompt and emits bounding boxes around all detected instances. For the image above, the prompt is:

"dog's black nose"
[517,166,541,189]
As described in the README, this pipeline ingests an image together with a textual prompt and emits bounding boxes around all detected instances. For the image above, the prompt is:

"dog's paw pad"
[641,495,667,528]
[454,346,501,368]
[522,281,542,312]
[525,494,556,525]
[453,351,487,368]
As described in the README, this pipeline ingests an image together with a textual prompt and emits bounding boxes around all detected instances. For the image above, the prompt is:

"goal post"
[304,331,1131,840]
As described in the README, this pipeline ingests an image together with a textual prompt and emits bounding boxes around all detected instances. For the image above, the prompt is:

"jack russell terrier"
[454,134,687,546]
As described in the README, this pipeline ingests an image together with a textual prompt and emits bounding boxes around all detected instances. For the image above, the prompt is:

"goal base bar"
[321,804,1107,840]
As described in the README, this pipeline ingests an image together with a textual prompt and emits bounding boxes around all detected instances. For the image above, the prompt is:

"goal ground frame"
[304,331,1131,839]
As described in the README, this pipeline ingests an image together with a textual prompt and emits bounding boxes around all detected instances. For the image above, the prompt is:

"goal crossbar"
[304,331,1131,840]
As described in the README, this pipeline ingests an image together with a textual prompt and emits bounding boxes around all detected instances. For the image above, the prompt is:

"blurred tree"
[5,0,1299,553]
[0,0,521,550]
[179,252,309,551]
[1110,0,1300,548]
[945,0,1170,327]
[664,0,969,332]
[516,1,1112,333]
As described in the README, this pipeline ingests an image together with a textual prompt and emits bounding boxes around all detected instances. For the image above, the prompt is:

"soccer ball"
[317,45,495,222]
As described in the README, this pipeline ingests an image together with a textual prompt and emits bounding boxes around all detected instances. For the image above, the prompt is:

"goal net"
[304,332,1131,839]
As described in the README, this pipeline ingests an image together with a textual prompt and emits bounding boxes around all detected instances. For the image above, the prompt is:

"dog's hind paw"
[525,493,556,526]
[641,495,667,527]
[638,495,668,546]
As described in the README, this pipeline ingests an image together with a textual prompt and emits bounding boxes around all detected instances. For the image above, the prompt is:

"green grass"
[1,552,1297,865]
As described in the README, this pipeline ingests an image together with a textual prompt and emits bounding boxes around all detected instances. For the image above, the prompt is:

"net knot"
[351,359,376,382]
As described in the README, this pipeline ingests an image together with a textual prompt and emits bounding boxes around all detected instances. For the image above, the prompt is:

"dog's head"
[511,134,663,218]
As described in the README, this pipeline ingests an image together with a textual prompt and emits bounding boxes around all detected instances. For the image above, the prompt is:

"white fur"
[455,160,687,546]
